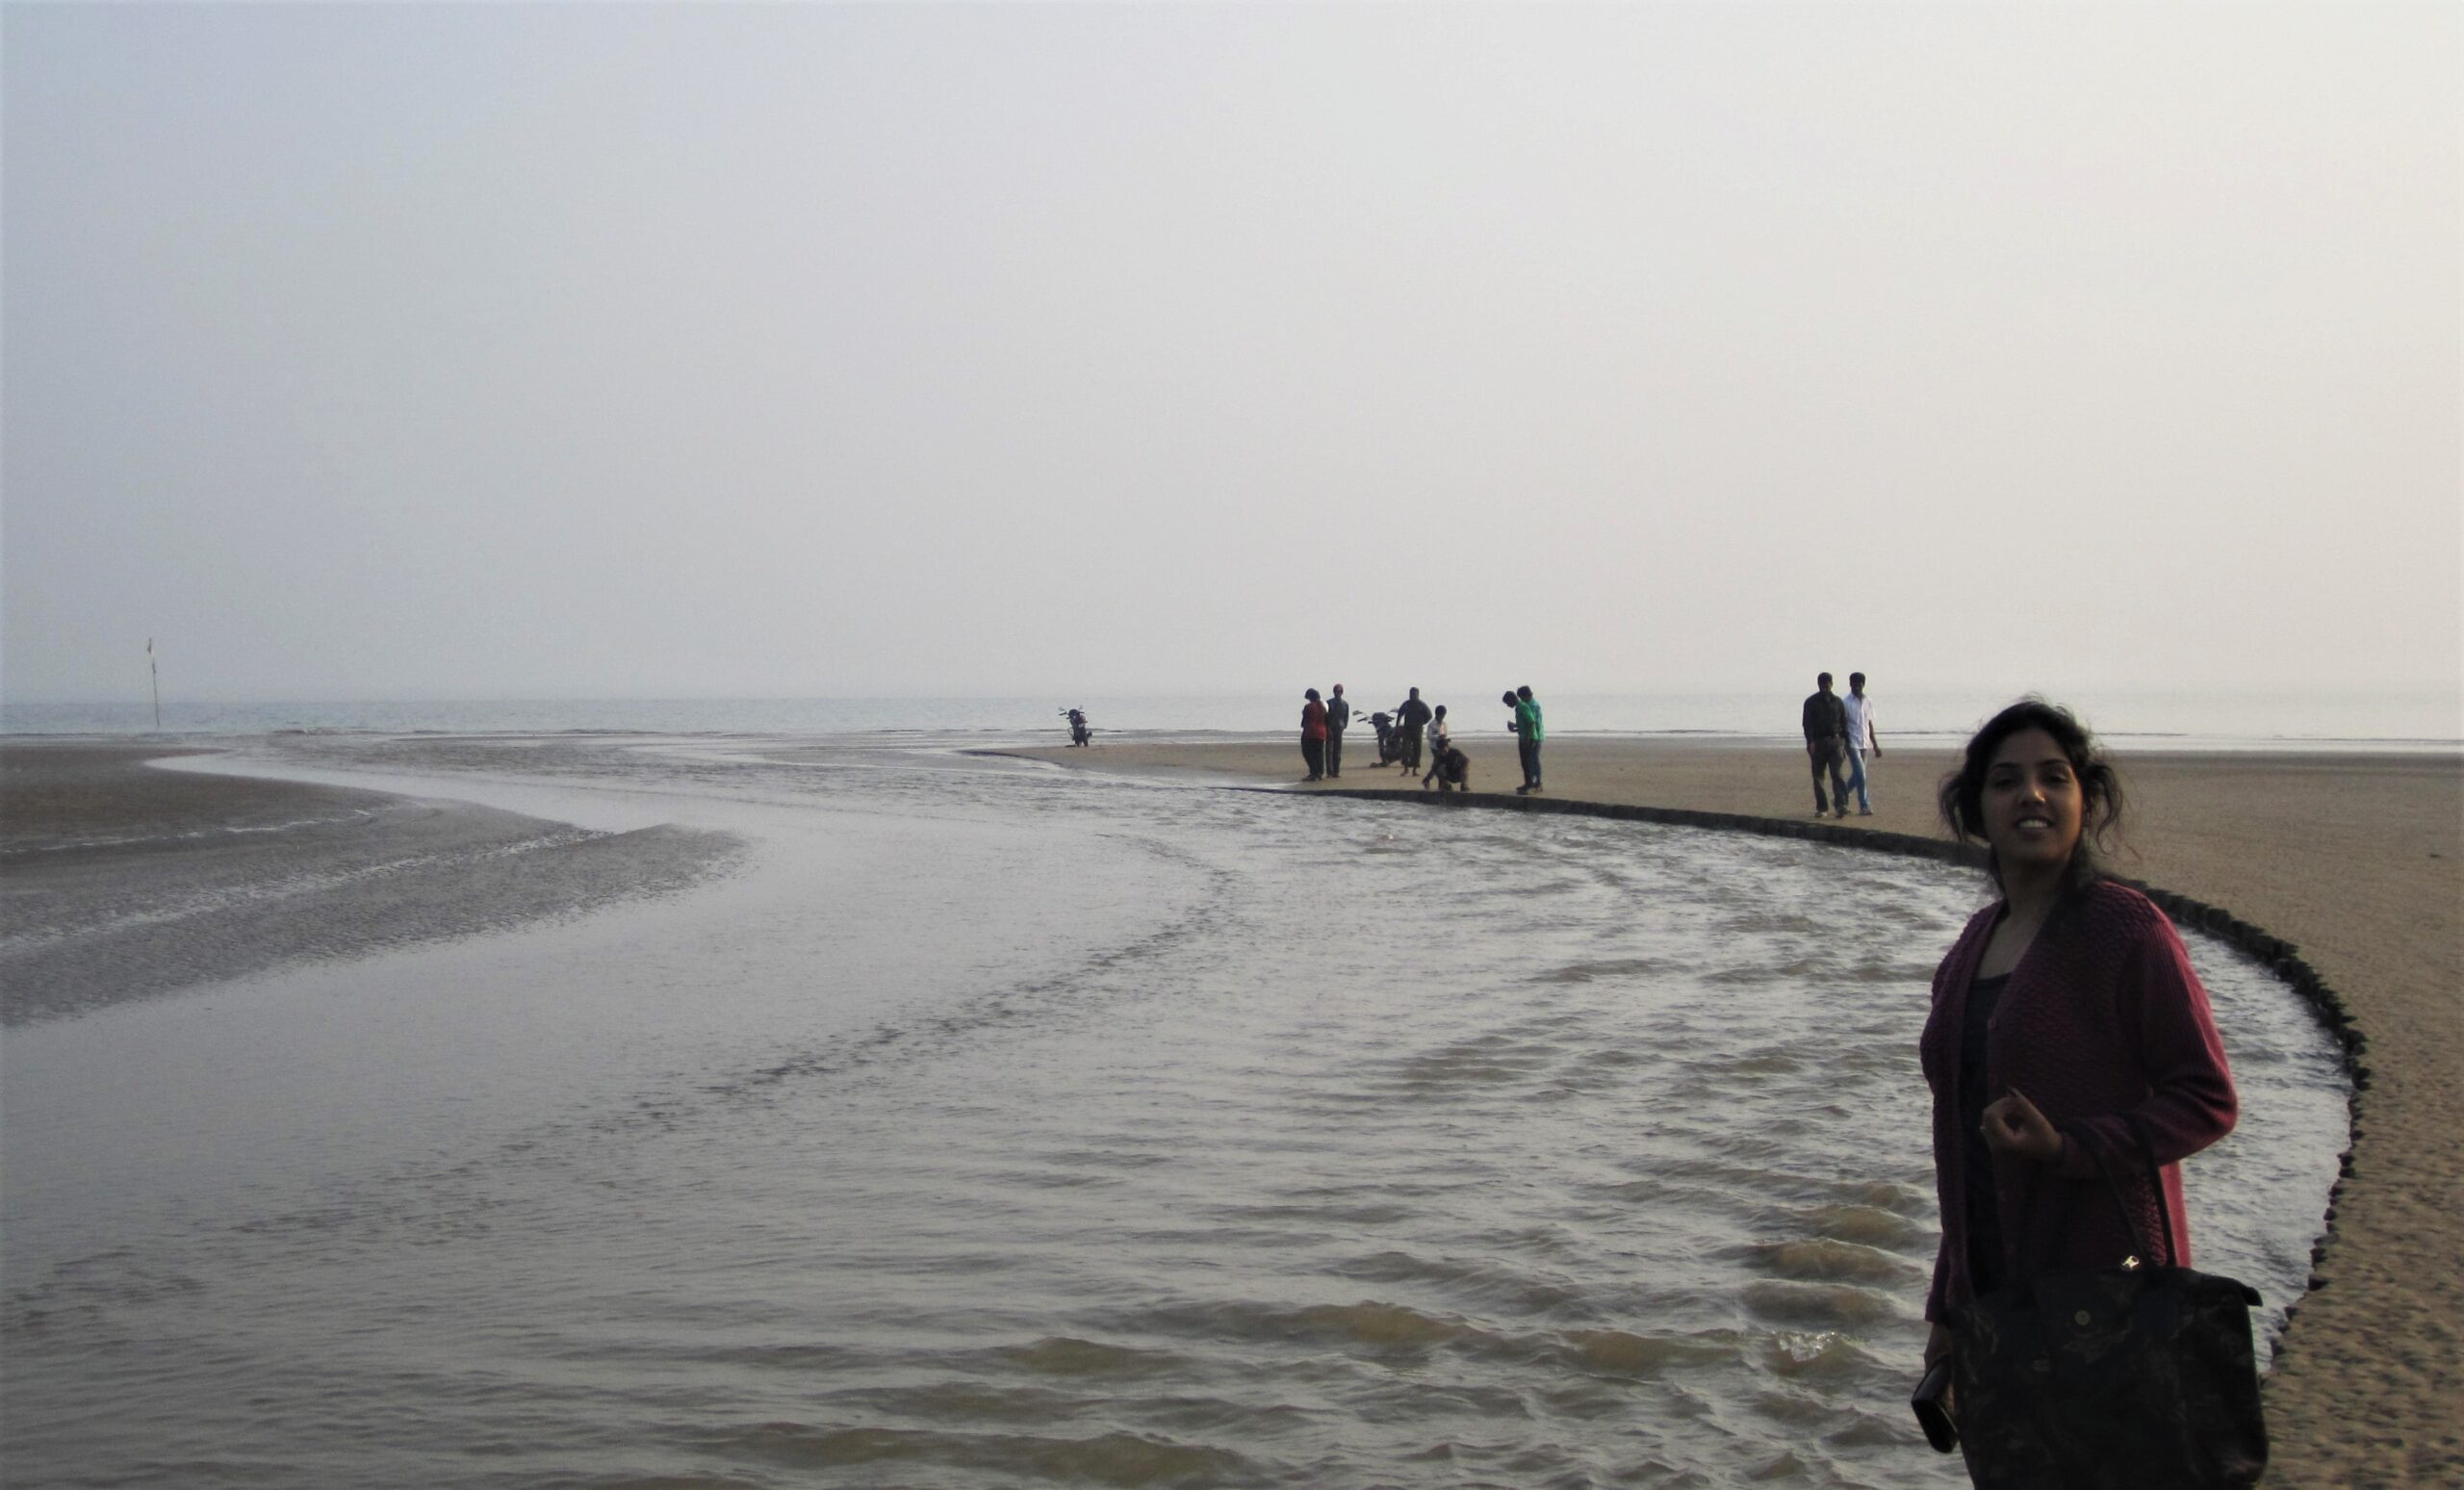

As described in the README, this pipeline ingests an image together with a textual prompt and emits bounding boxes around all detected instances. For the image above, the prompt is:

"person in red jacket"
[1917,699,2238,1466]
[1299,688,1329,782]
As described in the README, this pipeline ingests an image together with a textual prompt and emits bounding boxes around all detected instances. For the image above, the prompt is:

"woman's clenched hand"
[1980,1086,2064,1164]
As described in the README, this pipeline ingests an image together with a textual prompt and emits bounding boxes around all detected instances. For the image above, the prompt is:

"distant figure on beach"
[1419,706,1451,788]
[1299,688,1328,782]
[1842,673,1880,814]
[1917,700,2241,1480]
[1324,685,1351,779]
[1425,739,1471,792]
[1801,673,1851,818]
[1508,685,1544,793]
[1397,688,1432,773]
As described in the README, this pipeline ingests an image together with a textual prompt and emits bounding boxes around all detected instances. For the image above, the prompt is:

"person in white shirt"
[1420,705,1452,789]
[1842,672,1881,814]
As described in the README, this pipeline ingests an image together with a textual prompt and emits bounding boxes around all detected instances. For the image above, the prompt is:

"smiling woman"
[1917,701,2248,1482]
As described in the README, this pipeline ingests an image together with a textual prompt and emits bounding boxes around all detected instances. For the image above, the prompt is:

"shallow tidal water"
[1,734,2348,1489]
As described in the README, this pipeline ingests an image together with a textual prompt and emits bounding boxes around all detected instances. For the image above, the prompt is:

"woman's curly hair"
[1938,698,2126,895]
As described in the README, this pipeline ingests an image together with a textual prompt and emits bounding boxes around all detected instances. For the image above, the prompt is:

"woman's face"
[1980,727,2085,874]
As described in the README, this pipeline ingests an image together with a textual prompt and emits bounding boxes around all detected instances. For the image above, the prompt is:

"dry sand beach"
[1015,734,2464,1486]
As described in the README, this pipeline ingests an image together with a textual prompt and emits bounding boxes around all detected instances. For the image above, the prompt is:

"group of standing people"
[1801,671,1881,817]
[1298,683,1544,794]
[1310,675,1883,813]
[1298,685,1347,782]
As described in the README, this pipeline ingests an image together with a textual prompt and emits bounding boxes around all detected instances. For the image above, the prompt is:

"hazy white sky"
[5,2,2456,704]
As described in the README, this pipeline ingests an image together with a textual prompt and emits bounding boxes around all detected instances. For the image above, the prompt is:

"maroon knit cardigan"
[1919,880,2239,1322]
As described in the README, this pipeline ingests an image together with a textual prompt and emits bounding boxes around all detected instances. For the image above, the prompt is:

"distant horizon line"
[8,684,2460,707]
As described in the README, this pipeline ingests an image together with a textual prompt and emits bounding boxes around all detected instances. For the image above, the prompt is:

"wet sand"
[1,744,743,1025]
[1017,734,2464,1485]
[4,742,394,851]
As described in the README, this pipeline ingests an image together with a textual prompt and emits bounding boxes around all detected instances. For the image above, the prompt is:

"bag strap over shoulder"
[2116,1112,2181,1268]
[2072,1125,2154,1270]
[2003,1113,2180,1288]
[2066,1114,2184,1270]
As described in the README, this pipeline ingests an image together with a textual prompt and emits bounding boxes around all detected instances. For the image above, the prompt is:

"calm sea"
[0,731,2349,1488]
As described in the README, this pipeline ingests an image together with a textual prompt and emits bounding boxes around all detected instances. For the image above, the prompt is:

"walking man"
[1397,687,1432,774]
[1801,672,1851,818]
[1324,684,1351,779]
[1841,672,1880,814]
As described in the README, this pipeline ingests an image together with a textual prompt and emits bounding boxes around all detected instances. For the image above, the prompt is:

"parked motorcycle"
[1061,707,1092,747]
[1367,711,1404,766]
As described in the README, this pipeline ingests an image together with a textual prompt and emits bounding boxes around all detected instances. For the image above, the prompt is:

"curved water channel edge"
[1292,783,2364,1368]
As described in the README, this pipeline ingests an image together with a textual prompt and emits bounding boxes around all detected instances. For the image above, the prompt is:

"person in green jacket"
[1504,685,1544,793]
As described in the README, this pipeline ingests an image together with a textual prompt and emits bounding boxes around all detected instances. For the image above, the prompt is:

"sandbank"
[1,743,740,1025]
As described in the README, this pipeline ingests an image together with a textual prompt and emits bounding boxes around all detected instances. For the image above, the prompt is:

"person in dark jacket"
[1801,673,1851,818]
[1396,688,1432,773]
[1299,688,1328,782]
[1916,699,2238,1479]
[1324,684,1351,778]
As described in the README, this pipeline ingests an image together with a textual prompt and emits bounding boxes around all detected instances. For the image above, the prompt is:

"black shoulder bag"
[1945,1114,2269,1489]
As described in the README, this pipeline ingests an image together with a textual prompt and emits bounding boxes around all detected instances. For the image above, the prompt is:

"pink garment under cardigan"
[1918,880,2239,1323]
